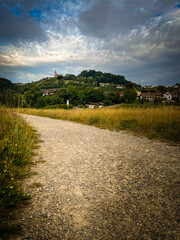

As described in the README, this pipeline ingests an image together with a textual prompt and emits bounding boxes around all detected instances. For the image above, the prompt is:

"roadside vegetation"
[19,105,180,142]
[0,106,38,239]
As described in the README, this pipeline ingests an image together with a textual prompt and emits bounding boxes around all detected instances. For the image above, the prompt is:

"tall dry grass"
[18,106,180,142]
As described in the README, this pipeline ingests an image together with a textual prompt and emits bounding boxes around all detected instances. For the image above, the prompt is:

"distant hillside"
[20,77,63,92]
[0,78,19,92]
[0,70,140,95]
[20,70,139,91]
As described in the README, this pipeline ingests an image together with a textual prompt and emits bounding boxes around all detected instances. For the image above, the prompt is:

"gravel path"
[12,114,179,240]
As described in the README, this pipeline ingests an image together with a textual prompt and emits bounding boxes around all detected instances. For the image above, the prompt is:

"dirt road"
[12,114,179,240]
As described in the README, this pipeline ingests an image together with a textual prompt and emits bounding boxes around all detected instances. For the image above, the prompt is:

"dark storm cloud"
[78,0,179,38]
[0,2,47,43]
[125,59,180,86]
[0,0,86,43]
[0,0,179,86]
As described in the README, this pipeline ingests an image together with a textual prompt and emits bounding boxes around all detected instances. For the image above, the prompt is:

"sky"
[0,0,180,86]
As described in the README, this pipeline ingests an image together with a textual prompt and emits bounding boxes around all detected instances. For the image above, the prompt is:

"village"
[42,79,180,108]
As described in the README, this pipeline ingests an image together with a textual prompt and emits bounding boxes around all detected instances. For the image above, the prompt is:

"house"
[43,89,59,96]
[99,83,110,87]
[163,91,180,101]
[135,90,141,99]
[119,92,124,97]
[87,102,104,108]
[140,92,163,101]
[116,85,124,89]
[163,92,172,101]
[171,91,180,101]
[173,84,180,89]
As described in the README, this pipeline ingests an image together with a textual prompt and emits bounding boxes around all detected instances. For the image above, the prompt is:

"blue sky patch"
[29,8,42,21]
[0,41,6,47]
[174,4,180,8]
[46,6,51,12]
[3,3,21,16]
[156,12,162,17]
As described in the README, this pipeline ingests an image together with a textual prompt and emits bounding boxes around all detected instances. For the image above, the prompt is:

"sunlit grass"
[18,106,180,142]
[0,106,38,238]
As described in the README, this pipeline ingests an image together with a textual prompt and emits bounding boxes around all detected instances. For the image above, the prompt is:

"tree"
[25,86,42,107]
[125,82,134,89]
[57,75,63,81]
[157,85,166,93]
[104,92,119,105]
[123,89,137,103]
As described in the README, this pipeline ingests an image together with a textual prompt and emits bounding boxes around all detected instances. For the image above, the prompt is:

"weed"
[29,182,43,188]
[0,106,38,238]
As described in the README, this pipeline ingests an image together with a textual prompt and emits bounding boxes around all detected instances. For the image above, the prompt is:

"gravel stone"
[10,114,180,240]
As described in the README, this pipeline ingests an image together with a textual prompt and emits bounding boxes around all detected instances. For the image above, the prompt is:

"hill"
[20,70,140,91]
[0,70,139,93]
[0,70,141,108]
[0,78,19,92]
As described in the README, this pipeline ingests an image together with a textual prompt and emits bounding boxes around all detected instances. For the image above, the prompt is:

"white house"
[163,92,172,101]
[87,102,104,108]
[43,89,59,96]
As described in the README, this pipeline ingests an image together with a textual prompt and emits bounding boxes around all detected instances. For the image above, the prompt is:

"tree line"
[23,86,137,108]
[0,84,137,108]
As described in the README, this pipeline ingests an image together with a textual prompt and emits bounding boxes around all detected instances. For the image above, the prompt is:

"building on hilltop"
[54,70,63,78]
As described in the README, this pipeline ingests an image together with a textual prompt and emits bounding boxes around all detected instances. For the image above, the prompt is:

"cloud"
[78,0,178,38]
[0,3,47,43]
[0,0,179,85]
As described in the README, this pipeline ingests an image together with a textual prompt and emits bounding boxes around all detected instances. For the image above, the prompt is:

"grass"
[29,182,43,188]
[18,105,180,142]
[0,106,38,239]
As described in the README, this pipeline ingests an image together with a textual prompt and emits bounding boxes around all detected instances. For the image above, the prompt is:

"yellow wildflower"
[10,186,13,189]
[11,178,14,181]
[4,170,7,173]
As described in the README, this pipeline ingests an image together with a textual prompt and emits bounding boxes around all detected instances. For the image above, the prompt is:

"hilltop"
[18,70,139,91]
